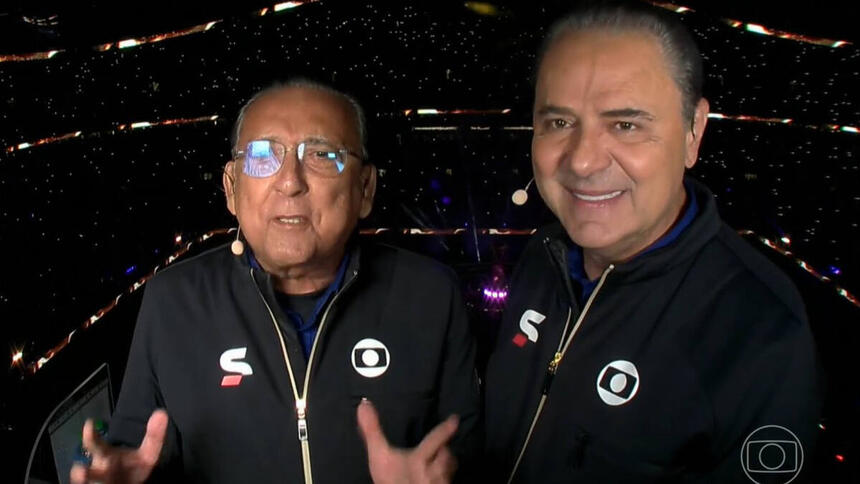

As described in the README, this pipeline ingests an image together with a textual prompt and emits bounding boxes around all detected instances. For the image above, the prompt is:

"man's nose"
[564,125,611,178]
[273,150,308,196]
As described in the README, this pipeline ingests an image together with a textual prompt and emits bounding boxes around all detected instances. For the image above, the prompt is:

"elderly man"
[71,80,479,483]
[485,3,821,482]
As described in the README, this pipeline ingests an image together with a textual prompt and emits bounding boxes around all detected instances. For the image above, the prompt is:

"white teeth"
[574,190,623,202]
[277,217,303,224]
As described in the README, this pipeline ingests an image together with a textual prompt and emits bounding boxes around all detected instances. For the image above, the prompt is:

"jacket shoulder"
[363,243,460,285]
[708,224,807,322]
[147,243,233,290]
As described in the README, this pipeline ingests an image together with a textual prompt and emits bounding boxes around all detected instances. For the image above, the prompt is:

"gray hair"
[537,1,703,123]
[230,78,369,160]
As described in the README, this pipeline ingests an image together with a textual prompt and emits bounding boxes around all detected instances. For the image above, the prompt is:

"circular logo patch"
[351,338,390,378]
[596,360,640,406]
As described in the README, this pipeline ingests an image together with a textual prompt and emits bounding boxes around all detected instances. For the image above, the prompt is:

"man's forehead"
[550,27,664,60]
[240,87,356,140]
[535,29,678,110]
[543,30,665,77]
[536,74,656,111]
[250,87,349,118]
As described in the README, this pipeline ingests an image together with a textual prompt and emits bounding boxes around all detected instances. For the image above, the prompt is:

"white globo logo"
[596,360,640,406]
[351,338,390,378]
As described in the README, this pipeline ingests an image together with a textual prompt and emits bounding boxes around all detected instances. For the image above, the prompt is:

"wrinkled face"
[223,87,376,275]
[532,29,707,262]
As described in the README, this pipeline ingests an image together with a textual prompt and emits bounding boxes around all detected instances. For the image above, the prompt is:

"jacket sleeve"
[697,313,822,483]
[435,270,482,482]
[107,278,183,478]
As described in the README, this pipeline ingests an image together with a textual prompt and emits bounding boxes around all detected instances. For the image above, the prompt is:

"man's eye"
[615,121,636,131]
[549,119,570,129]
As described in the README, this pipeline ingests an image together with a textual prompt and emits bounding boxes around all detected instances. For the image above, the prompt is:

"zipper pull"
[548,351,562,374]
[542,352,563,395]
[296,398,308,441]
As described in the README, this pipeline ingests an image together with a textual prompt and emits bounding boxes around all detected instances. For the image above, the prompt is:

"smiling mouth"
[572,190,624,202]
[274,216,307,225]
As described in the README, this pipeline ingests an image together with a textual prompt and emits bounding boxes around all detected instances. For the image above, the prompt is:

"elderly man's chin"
[257,233,323,269]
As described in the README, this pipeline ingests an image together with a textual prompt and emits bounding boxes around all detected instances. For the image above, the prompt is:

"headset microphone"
[512,177,534,206]
[231,227,245,256]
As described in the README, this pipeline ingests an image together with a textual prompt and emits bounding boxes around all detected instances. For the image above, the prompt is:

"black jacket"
[484,178,821,483]
[109,241,480,483]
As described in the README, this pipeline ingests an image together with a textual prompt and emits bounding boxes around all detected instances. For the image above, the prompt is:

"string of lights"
[406,112,859,134]
[0,50,62,63]
[93,21,220,52]
[649,1,852,48]
[9,228,235,376]
[738,230,859,308]
[2,0,849,66]
[402,108,511,116]
[253,1,320,17]
[10,227,855,377]
[6,109,856,155]
[0,1,319,64]
[3,115,220,154]
[706,113,859,134]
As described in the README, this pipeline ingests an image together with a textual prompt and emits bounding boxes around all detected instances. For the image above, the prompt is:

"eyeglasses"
[233,139,362,178]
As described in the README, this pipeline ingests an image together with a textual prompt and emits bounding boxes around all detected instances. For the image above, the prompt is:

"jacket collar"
[231,234,362,291]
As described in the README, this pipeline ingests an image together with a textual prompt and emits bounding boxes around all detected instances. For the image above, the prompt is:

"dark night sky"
[0,0,858,479]
[1,0,857,363]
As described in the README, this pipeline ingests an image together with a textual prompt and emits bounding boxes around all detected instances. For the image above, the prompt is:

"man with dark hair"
[484,3,821,482]
[71,79,480,483]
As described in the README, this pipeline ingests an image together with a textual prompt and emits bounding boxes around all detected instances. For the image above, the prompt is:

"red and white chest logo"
[512,309,546,347]
[220,347,253,387]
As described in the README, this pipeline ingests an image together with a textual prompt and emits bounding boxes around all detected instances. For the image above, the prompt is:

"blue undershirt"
[567,181,698,302]
[248,251,350,359]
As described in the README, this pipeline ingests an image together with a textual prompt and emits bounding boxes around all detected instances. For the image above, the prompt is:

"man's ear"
[359,164,377,219]
[223,161,238,216]
[685,98,709,169]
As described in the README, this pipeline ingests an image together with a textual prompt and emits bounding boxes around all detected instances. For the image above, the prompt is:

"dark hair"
[230,78,368,160]
[536,1,703,122]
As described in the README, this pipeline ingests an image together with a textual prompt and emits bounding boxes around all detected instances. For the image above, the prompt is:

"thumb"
[137,409,169,468]
[81,418,110,457]
[356,399,389,453]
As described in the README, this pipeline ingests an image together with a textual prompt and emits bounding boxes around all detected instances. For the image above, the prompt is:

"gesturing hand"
[70,409,168,484]
[357,400,459,484]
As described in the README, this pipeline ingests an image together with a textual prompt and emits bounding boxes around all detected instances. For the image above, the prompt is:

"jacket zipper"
[251,267,358,484]
[505,263,615,484]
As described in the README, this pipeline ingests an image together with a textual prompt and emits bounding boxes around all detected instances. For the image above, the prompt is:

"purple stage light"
[483,287,508,301]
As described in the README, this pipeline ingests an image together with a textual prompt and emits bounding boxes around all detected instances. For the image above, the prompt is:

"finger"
[81,418,110,457]
[415,415,459,460]
[356,399,390,453]
[71,462,112,483]
[137,409,169,468]
[69,463,89,484]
